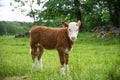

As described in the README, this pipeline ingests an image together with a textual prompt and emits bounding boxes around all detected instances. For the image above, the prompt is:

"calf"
[29,20,81,75]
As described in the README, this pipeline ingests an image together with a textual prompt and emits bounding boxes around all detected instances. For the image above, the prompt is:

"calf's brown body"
[30,26,73,67]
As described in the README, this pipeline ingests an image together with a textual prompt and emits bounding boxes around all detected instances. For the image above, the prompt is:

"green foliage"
[81,0,112,31]
[82,14,101,31]
[0,21,32,35]
[39,0,114,30]
[38,0,77,27]
[42,0,74,19]
[11,0,120,31]
[0,33,120,80]
[0,22,6,35]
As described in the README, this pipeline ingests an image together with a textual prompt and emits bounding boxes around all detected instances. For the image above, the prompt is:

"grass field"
[0,32,120,80]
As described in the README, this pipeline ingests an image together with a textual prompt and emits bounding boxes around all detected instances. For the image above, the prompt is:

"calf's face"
[62,20,81,41]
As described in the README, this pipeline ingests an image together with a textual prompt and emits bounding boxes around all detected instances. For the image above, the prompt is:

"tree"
[39,0,83,31]
[41,0,82,21]
[11,0,47,23]
[11,0,119,31]
[73,0,82,31]
[74,0,81,21]
[105,0,120,28]
[86,0,120,28]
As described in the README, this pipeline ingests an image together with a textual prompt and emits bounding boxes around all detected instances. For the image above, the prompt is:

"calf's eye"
[68,29,71,32]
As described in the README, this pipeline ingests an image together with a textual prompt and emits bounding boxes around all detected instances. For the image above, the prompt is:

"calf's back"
[30,26,71,50]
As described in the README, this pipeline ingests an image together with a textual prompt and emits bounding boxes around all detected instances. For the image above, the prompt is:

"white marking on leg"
[33,61,36,71]
[65,64,69,72]
[60,67,65,75]
[32,54,36,71]
[39,58,43,70]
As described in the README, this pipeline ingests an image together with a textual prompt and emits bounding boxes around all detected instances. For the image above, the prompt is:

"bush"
[0,21,31,35]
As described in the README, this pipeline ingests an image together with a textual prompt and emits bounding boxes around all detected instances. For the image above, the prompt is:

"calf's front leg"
[58,52,65,75]
[57,48,66,75]
[65,54,69,72]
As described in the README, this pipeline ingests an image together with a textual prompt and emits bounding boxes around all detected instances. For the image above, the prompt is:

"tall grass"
[0,32,120,80]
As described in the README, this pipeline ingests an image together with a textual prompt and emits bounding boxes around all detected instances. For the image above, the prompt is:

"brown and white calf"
[29,20,81,75]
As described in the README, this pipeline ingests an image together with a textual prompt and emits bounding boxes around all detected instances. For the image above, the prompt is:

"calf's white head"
[62,20,81,41]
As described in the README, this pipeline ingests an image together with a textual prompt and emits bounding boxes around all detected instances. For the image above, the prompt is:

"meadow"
[0,32,120,80]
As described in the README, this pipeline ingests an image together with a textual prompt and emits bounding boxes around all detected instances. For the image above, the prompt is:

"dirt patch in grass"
[0,75,31,80]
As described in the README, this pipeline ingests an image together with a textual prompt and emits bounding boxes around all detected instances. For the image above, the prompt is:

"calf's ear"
[77,20,81,27]
[62,21,68,28]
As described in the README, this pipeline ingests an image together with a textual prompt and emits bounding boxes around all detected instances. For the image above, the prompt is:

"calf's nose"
[71,37,76,41]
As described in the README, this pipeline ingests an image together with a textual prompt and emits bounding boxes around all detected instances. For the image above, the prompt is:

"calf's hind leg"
[30,45,37,71]
[37,46,44,69]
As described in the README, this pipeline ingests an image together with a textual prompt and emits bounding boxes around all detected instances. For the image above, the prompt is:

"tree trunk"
[73,0,82,31]
[117,0,120,28]
[107,0,120,28]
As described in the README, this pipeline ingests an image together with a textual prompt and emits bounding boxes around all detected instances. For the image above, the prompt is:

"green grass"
[0,32,120,80]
